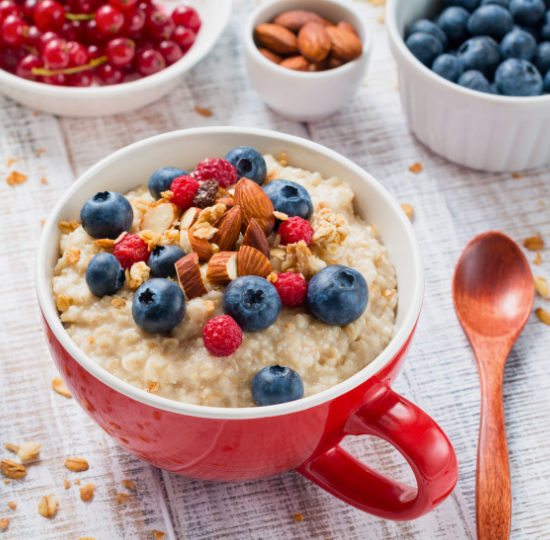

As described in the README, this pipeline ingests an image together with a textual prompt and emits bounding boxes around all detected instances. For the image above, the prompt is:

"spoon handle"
[477,362,512,540]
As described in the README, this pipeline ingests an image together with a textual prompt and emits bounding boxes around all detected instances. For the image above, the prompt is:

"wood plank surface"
[1,0,549,539]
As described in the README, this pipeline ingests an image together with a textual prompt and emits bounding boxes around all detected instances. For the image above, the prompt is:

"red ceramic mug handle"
[297,384,458,520]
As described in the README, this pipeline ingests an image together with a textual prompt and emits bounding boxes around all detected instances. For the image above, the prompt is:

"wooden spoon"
[453,231,534,540]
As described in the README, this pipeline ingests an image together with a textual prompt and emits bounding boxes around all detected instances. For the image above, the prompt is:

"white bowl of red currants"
[0,0,232,116]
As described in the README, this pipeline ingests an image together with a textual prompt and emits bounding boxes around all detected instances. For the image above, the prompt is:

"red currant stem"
[31,56,107,76]
[23,44,39,56]
[65,12,95,20]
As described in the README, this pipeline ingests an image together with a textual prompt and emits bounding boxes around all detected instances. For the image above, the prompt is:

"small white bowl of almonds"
[244,0,372,121]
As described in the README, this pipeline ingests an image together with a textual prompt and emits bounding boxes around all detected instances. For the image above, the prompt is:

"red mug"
[37,128,458,520]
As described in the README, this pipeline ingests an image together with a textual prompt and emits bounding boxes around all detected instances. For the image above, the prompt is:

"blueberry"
[148,245,184,278]
[534,42,550,75]
[306,265,368,326]
[467,5,514,39]
[514,23,540,40]
[407,19,448,49]
[223,276,281,333]
[544,69,550,91]
[81,191,133,240]
[432,53,465,81]
[263,179,313,227]
[443,0,481,12]
[86,252,125,298]
[495,57,544,94]
[148,167,188,200]
[509,0,546,24]
[132,278,185,334]
[500,29,537,60]
[251,365,304,406]
[458,36,501,78]
[458,69,493,91]
[438,7,471,45]
[405,33,445,66]
[540,11,550,40]
[481,0,509,7]
[224,146,267,186]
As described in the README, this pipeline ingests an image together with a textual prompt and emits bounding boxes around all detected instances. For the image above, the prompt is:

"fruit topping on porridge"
[52,147,397,408]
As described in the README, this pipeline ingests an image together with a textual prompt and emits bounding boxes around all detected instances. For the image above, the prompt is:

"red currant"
[85,19,106,45]
[171,25,195,52]
[171,6,200,33]
[61,20,85,42]
[38,30,60,51]
[26,24,42,47]
[121,7,144,34]
[42,72,66,84]
[135,47,164,76]
[34,0,65,32]
[66,0,100,15]
[144,9,173,40]
[86,43,102,60]
[95,5,124,36]
[0,46,25,72]
[157,39,181,65]
[67,40,88,66]
[134,35,153,55]
[1,15,28,47]
[68,70,92,86]
[108,0,137,12]
[105,36,134,66]
[16,53,43,80]
[42,37,69,69]
[0,0,19,25]
[98,62,123,84]
[21,0,36,21]
[137,1,154,16]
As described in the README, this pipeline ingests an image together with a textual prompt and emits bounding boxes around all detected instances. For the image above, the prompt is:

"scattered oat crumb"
[327,259,338,265]
[57,294,72,312]
[38,494,58,518]
[161,190,174,201]
[1,459,26,479]
[4,443,19,454]
[378,7,385,23]
[66,247,80,264]
[383,289,397,299]
[365,0,385,5]
[146,382,160,393]
[58,220,79,234]
[80,483,96,502]
[285,323,293,329]
[4,479,10,484]
[400,203,414,219]
[194,106,212,117]
[204,300,215,312]
[40,176,47,184]
[151,531,165,540]
[535,253,542,265]
[117,492,130,504]
[408,162,423,174]
[121,479,136,491]
[87,336,94,345]
[17,441,41,461]
[94,238,115,249]
[111,299,126,309]
[6,156,17,166]
[536,307,550,325]
[294,512,303,522]
[512,172,523,179]
[267,272,278,283]
[74,479,81,485]
[78,537,95,540]
[33,111,39,116]
[280,152,287,167]
[535,276,549,297]
[63,478,71,489]
[0,518,9,530]
[524,234,544,251]
[35,148,47,156]
[6,171,27,185]
[41,219,46,226]
[65,457,89,472]
[8,502,16,510]
[273,211,289,221]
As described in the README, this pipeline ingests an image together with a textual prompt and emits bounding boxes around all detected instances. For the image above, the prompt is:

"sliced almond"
[52,377,72,398]
[242,218,270,258]
[534,276,549,297]
[17,442,41,461]
[234,178,275,236]
[140,201,180,234]
[1,460,26,479]
[179,207,201,230]
[212,205,242,252]
[536,307,550,325]
[238,246,273,278]
[206,252,238,285]
[175,253,208,300]
[179,229,212,261]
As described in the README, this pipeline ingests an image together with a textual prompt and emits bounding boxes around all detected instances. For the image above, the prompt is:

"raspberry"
[278,216,314,246]
[171,175,199,210]
[202,315,243,357]
[193,158,238,189]
[113,233,149,269]
[272,272,307,307]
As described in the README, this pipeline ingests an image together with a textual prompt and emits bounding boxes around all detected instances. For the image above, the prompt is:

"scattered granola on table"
[38,494,58,518]
[80,483,96,502]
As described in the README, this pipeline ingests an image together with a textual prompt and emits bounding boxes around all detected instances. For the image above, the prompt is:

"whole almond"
[238,246,273,278]
[212,205,241,252]
[280,56,310,71]
[273,10,325,32]
[206,252,238,285]
[234,178,275,236]
[175,253,208,300]
[242,219,270,258]
[258,47,284,64]
[337,21,358,37]
[298,22,331,62]
[255,23,299,56]
[326,26,362,62]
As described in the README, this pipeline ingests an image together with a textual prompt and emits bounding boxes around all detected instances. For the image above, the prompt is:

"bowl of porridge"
[36,127,457,519]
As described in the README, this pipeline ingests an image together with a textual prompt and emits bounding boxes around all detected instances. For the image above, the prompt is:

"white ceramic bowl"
[244,0,372,122]
[0,0,232,117]
[387,0,550,172]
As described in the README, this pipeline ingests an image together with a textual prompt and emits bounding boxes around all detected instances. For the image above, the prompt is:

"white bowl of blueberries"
[386,0,550,172]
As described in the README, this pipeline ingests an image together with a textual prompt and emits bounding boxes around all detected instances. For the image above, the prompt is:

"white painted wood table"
[2,1,550,538]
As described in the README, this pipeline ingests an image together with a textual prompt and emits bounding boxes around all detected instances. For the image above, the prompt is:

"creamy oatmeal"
[52,155,397,408]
